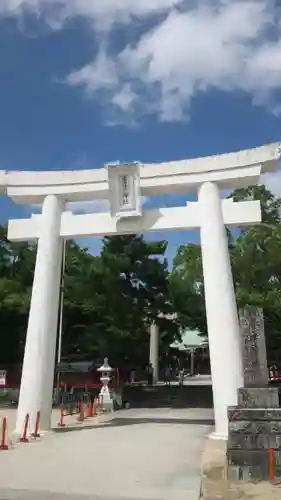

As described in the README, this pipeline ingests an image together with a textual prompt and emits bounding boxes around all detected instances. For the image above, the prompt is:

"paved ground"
[0,407,213,500]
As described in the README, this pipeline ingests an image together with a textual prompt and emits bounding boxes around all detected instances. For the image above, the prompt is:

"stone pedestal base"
[227,388,281,482]
[238,387,279,408]
[228,449,281,482]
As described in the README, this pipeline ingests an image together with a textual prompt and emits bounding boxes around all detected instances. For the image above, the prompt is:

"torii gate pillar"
[16,195,64,434]
[199,182,243,439]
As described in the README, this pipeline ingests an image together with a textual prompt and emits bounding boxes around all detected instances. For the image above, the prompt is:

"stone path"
[0,408,213,500]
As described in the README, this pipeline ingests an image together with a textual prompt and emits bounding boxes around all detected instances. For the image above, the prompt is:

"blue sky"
[0,1,280,267]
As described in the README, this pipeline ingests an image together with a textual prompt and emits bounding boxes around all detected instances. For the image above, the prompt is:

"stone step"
[227,449,281,481]
[229,420,281,433]
[122,385,213,409]
[228,432,281,450]
[228,407,281,422]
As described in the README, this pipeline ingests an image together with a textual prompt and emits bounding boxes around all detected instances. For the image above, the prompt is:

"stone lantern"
[97,357,114,412]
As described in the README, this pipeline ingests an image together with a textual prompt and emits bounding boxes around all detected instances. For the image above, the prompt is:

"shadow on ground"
[53,416,215,434]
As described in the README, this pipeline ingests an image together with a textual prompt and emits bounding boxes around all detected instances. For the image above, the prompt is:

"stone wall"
[122,384,213,409]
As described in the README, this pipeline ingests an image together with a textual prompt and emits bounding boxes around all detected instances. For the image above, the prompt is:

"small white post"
[57,238,66,366]
[190,349,195,377]
[149,323,159,384]
[198,182,243,440]
[15,195,64,434]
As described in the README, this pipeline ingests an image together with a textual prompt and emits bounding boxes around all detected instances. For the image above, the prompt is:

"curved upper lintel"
[0,141,280,204]
[5,164,263,204]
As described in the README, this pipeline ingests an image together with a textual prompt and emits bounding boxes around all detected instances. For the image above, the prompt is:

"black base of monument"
[227,449,281,482]
[227,387,281,482]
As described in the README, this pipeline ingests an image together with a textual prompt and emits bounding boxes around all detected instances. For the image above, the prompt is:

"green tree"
[38,234,178,367]
[230,185,281,359]
[0,228,179,367]
[171,184,281,362]
[170,244,207,335]
[2,184,281,369]
[62,235,178,365]
[0,226,36,363]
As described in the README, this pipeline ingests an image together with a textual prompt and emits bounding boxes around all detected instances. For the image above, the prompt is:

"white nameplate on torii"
[7,199,261,242]
[107,161,142,219]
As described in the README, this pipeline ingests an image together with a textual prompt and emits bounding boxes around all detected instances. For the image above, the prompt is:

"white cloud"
[28,199,110,215]
[66,0,281,121]
[0,0,182,30]
[67,199,110,214]
[28,196,149,215]
[70,196,149,213]
[111,84,137,112]
[2,0,281,121]
[262,169,281,198]
[66,51,119,93]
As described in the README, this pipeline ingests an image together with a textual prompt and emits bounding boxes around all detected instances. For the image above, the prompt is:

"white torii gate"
[0,142,280,440]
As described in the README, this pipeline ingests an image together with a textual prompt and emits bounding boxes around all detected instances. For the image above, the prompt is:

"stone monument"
[241,307,268,388]
[227,307,281,482]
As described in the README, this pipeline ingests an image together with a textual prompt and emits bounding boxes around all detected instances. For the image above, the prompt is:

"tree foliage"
[230,185,281,357]
[171,184,281,360]
[1,184,281,367]
[0,232,178,367]
[169,244,206,335]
